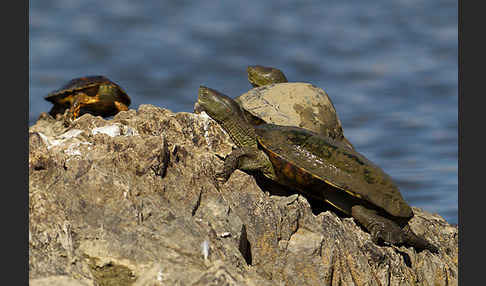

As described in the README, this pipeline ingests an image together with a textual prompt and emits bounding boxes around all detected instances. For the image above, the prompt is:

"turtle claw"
[63,116,74,127]
[60,108,75,127]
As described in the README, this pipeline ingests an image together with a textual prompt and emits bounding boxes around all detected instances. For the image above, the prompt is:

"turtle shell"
[45,75,130,106]
[254,124,413,218]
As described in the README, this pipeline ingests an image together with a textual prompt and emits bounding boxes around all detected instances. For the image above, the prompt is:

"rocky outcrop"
[29,105,458,286]
[235,82,354,149]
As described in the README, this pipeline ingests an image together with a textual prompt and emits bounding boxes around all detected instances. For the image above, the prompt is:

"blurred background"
[29,0,458,224]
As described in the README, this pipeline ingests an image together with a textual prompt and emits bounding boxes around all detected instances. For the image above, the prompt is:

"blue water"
[29,0,458,224]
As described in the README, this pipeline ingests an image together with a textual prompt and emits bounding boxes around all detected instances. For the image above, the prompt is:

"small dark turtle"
[196,86,438,253]
[247,65,288,87]
[45,75,131,121]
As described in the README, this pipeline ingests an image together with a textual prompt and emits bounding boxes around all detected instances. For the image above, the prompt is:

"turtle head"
[196,86,245,124]
[247,65,288,87]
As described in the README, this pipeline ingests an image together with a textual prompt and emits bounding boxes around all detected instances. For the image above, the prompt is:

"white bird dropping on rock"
[201,240,209,260]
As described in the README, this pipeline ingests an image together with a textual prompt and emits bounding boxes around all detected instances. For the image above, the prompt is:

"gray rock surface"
[29,105,458,286]
[235,82,354,149]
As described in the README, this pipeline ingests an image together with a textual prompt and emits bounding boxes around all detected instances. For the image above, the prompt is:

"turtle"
[45,75,131,121]
[236,66,355,149]
[246,65,289,87]
[196,85,438,253]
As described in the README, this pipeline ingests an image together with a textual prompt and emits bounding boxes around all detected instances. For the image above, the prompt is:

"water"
[29,0,458,224]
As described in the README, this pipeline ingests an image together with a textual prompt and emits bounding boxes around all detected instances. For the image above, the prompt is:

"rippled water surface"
[29,0,458,224]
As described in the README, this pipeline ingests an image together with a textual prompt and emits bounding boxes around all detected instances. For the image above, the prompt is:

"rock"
[234,82,354,149]
[29,105,458,286]
[30,276,93,286]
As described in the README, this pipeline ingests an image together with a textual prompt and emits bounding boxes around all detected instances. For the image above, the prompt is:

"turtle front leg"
[68,93,99,120]
[98,83,129,114]
[218,147,276,182]
[351,205,438,253]
[63,93,99,126]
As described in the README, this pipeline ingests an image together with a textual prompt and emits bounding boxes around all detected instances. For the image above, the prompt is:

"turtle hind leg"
[351,205,439,253]
[401,224,439,253]
[351,205,405,245]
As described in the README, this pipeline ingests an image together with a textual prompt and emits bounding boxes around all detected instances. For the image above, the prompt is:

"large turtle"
[45,75,131,121]
[236,66,354,149]
[196,85,438,253]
